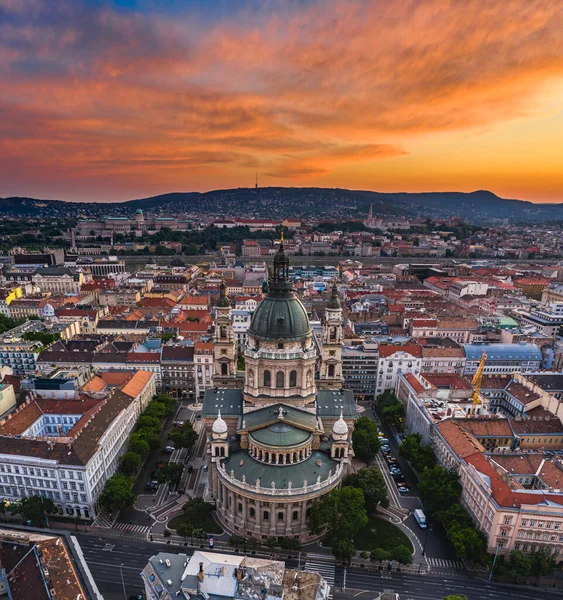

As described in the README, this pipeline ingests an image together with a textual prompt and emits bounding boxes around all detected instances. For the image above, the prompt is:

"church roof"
[222,450,337,490]
[202,389,243,418]
[250,424,312,448]
[316,389,357,419]
[240,403,318,433]
[248,294,311,341]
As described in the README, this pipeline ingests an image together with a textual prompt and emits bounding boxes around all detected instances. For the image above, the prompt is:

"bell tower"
[213,279,239,388]
[318,280,343,390]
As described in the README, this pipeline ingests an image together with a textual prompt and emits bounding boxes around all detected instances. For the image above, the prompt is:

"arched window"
[328,364,335,378]
[220,325,227,339]
[293,510,299,521]
[263,511,269,521]
[330,327,336,340]
[289,370,297,387]
[263,370,271,387]
[278,511,284,521]
[276,371,285,388]
[277,342,284,350]
[238,503,243,513]
[249,507,255,518]
[221,363,228,376]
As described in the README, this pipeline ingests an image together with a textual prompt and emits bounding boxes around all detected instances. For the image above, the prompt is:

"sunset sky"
[1,0,562,203]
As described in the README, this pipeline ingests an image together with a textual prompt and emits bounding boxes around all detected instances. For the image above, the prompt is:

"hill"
[0,188,561,223]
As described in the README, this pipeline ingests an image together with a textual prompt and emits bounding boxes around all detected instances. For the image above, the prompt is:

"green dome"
[250,423,312,447]
[249,294,311,341]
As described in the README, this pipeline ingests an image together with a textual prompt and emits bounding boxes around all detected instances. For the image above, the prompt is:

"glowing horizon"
[0,0,562,204]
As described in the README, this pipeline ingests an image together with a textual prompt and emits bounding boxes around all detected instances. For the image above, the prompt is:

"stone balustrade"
[216,460,343,496]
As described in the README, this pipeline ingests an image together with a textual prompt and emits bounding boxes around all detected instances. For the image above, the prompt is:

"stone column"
[255,500,262,535]
[301,501,308,534]
[269,502,277,534]
[285,504,292,535]
[229,489,235,520]
[241,495,247,534]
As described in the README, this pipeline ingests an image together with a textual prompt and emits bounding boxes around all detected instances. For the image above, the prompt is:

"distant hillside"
[1,188,561,223]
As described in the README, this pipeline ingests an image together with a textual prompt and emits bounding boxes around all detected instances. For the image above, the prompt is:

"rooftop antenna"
[255,172,258,189]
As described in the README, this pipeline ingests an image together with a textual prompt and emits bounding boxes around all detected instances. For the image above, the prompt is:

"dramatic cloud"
[0,0,562,201]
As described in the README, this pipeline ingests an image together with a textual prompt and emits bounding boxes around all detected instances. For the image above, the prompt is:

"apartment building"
[463,343,542,376]
[376,344,422,396]
[0,370,155,520]
[194,342,214,401]
[160,344,195,399]
[342,342,379,401]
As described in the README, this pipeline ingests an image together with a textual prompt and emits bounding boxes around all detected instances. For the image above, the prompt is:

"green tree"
[229,534,246,549]
[279,537,301,551]
[392,545,413,565]
[418,466,462,517]
[177,522,193,543]
[153,393,176,414]
[265,536,278,548]
[344,466,389,513]
[447,522,487,563]
[332,539,355,563]
[143,402,168,421]
[370,548,390,563]
[157,462,184,487]
[136,427,161,450]
[169,421,198,451]
[506,550,532,581]
[99,474,135,515]
[119,451,142,476]
[351,417,381,463]
[308,487,368,540]
[129,434,150,459]
[18,496,55,526]
[136,415,162,430]
[529,546,556,582]
[399,433,436,472]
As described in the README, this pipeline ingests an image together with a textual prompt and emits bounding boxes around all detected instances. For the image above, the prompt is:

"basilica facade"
[202,241,357,541]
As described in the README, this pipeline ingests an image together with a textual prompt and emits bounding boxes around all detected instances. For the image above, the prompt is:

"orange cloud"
[0,0,562,201]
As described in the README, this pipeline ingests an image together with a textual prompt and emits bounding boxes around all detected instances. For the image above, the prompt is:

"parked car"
[150,470,159,478]
[173,420,185,427]
[164,446,175,454]
[398,486,409,494]
[145,480,159,491]
[389,467,401,475]
[187,465,194,473]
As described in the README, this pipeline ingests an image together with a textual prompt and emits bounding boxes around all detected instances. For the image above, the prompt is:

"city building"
[0,370,155,519]
[463,343,543,376]
[516,303,563,337]
[141,550,328,600]
[342,342,379,401]
[160,344,195,399]
[376,344,422,396]
[203,243,356,541]
[194,342,214,401]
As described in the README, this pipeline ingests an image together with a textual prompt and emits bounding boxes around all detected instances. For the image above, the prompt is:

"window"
[504,517,511,525]
[328,365,335,378]
[293,510,299,521]
[249,508,255,518]
[277,343,284,350]
[290,370,297,387]
[278,511,284,521]
[263,370,271,387]
[263,511,269,521]
[501,529,508,537]
[276,371,285,388]
[238,503,243,513]
[221,363,228,376]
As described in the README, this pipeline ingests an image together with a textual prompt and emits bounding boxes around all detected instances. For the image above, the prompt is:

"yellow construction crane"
[471,350,487,405]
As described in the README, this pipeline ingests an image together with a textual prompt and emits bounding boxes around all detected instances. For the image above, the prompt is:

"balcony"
[244,348,316,361]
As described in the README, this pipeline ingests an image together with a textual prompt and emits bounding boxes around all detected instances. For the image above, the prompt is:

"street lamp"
[422,524,433,557]
[489,543,502,581]
[120,563,127,600]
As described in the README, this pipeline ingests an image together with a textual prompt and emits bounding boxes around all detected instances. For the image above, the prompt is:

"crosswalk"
[303,552,335,598]
[112,521,150,534]
[427,557,464,570]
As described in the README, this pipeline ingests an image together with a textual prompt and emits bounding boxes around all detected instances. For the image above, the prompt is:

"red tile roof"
[378,344,422,358]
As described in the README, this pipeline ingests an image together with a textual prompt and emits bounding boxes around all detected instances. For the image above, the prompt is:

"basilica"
[202,240,357,541]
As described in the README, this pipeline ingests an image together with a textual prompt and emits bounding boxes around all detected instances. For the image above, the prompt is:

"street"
[73,532,563,600]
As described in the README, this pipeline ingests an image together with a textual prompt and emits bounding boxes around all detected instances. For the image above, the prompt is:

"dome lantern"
[212,409,228,437]
[332,409,348,437]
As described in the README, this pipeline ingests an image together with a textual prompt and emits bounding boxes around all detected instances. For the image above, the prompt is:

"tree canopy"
[344,466,389,513]
[351,416,381,463]
[17,495,55,526]
[169,421,198,451]
[308,487,368,541]
[119,451,142,476]
[98,474,135,515]
[418,465,462,517]
[399,433,436,472]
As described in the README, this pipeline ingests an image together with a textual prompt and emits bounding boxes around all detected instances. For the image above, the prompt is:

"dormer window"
[278,342,284,350]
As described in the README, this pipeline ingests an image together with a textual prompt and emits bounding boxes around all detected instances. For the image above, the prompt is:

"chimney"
[199,562,204,582]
